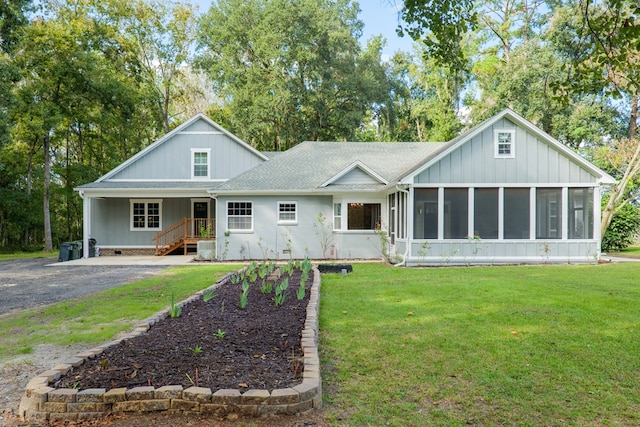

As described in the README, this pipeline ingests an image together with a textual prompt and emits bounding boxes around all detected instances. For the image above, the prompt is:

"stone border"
[18,267,322,422]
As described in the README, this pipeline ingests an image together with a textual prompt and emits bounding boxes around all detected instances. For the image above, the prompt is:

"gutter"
[394,184,410,267]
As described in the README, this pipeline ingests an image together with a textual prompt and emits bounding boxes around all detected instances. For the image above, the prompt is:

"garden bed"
[19,262,322,422]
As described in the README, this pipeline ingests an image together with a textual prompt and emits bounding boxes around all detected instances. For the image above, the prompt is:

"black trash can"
[58,242,73,262]
[70,241,82,260]
[89,238,97,258]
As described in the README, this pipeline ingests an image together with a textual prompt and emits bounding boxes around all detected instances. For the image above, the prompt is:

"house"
[76,109,616,265]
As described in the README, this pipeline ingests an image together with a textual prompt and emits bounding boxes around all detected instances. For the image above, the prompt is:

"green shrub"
[602,202,640,251]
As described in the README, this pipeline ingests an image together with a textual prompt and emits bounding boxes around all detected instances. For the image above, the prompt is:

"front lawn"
[320,263,640,426]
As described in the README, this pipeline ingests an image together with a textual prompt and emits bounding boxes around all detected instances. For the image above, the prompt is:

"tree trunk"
[630,95,638,140]
[43,133,53,252]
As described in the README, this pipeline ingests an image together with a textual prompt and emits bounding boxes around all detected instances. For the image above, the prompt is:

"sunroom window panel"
[536,188,562,239]
[444,188,468,239]
[504,188,530,239]
[414,189,438,239]
[569,188,593,239]
[474,188,498,239]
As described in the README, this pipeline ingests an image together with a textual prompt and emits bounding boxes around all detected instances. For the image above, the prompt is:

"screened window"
[227,201,252,231]
[444,188,468,239]
[568,188,593,239]
[333,203,342,230]
[504,188,530,239]
[347,203,381,230]
[278,202,297,224]
[414,188,438,239]
[495,130,515,158]
[474,188,498,239]
[131,200,161,231]
[192,149,210,178]
[536,188,562,239]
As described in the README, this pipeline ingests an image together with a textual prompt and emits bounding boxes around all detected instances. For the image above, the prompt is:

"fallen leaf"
[130,370,137,378]
[407,311,414,316]
[511,330,519,335]
[238,383,248,388]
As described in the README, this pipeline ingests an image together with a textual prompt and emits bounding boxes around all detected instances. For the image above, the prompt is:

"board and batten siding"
[414,118,598,185]
[109,122,265,181]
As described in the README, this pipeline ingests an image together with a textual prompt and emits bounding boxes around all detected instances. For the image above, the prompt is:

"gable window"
[347,203,381,230]
[278,201,297,224]
[131,200,161,231]
[227,201,252,231]
[191,149,210,179]
[494,130,515,158]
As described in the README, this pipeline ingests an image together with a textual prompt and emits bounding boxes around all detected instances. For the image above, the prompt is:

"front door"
[193,200,209,237]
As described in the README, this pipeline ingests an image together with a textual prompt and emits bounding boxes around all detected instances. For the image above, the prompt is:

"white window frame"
[191,148,211,180]
[494,129,515,158]
[227,201,253,232]
[277,201,298,225]
[130,199,162,231]
[333,203,342,230]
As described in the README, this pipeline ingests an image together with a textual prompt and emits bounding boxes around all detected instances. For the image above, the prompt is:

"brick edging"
[18,267,322,422]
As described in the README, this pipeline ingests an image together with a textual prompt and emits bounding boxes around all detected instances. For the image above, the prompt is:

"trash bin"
[70,241,82,260]
[88,238,97,258]
[58,242,73,262]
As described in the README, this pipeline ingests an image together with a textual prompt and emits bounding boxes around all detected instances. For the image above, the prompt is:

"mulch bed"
[55,268,312,392]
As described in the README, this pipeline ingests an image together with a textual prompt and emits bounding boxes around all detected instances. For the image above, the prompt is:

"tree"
[196,0,390,150]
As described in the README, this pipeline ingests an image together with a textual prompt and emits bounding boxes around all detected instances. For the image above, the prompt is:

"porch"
[155,217,215,256]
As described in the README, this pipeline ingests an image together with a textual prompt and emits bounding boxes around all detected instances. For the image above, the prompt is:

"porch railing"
[155,217,215,256]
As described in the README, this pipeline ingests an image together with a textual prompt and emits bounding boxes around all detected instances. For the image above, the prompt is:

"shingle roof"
[214,141,449,193]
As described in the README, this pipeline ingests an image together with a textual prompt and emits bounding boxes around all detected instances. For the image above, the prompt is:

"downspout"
[394,184,410,267]
[78,190,88,259]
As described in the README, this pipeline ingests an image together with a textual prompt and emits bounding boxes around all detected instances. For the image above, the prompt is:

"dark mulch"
[56,269,312,392]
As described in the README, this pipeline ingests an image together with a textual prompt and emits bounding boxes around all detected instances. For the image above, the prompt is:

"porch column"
[82,194,92,258]
[594,186,602,256]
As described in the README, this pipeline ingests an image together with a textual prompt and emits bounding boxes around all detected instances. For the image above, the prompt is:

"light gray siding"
[334,168,379,185]
[111,121,265,181]
[414,118,598,185]
[215,195,381,260]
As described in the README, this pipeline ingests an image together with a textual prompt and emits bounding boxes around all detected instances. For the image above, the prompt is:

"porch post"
[82,193,91,258]
[594,186,602,257]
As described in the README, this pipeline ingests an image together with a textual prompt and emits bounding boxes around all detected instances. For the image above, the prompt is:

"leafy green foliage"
[601,201,640,251]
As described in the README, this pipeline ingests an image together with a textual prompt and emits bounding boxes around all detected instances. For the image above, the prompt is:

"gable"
[322,161,388,187]
[100,114,267,182]
[410,114,610,186]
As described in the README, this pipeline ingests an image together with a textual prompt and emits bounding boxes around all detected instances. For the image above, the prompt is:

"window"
[278,201,297,224]
[227,201,252,231]
[536,188,562,239]
[569,188,593,239]
[444,188,468,239]
[504,188,530,239]
[414,188,438,239]
[333,203,342,230]
[474,188,498,239]
[192,149,210,179]
[495,130,515,158]
[347,203,381,230]
[131,200,161,231]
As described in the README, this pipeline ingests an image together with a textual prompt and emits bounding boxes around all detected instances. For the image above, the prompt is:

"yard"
[1,260,639,426]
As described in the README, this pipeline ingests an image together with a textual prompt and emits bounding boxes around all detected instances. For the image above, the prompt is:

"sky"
[192,0,414,59]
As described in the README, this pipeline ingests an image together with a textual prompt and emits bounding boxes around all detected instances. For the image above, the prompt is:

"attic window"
[494,130,515,158]
[192,149,210,179]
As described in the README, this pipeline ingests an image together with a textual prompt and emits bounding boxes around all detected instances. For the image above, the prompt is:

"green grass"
[320,263,640,426]
[0,264,241,361]
[0,250,57,261]
[609,245,640,258]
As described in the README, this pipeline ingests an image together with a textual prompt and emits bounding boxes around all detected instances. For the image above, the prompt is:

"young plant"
[202,288,217,303]
[169,292,182,318]
[230,273,240,285]
[296,280,306,300]
[190,345,203,354]
[260,280,273,294]
[274,284,286,307]
[258,262,268,280]
[214,328,226,339]
[239,279,249,309]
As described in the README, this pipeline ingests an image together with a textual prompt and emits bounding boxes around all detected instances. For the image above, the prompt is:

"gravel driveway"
[0,257,170,314]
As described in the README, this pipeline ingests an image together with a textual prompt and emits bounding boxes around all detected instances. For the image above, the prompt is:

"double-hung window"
[131,200,161,231]
[191,149,210,179]
[495,130,515,158]
[227,201,252,231]
[278,201,297,224]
